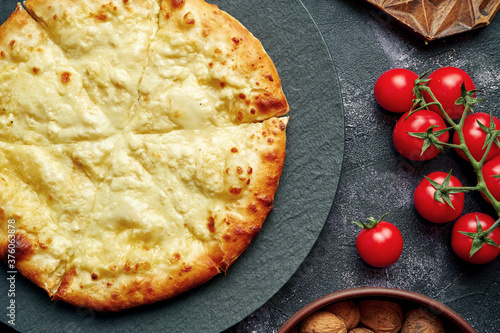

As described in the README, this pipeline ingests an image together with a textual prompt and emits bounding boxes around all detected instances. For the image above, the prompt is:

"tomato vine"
[410,70,500,260]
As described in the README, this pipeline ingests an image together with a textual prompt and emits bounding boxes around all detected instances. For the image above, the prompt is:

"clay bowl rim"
[277,287,476,333]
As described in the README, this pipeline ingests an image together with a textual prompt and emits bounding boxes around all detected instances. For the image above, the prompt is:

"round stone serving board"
[0,0,344,332]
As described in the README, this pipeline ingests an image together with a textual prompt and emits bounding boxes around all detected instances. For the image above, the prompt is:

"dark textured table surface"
[0,0,499,332]
[225,0,500,332]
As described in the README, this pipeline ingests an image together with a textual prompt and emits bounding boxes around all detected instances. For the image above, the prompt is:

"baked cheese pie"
[0,0,289,311]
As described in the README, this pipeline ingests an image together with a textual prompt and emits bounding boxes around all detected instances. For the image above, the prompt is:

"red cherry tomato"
[393,110,450,161]
[453,112,500,162]
[413,171,464,223]
[355,219,403,267]
[451,213,500,264]
[374,68,418,113]
[482,154,500,203]
[423,67,475,119]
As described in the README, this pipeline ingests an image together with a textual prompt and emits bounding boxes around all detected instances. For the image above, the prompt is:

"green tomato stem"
[483,217,500,238]
[415,83,500,219]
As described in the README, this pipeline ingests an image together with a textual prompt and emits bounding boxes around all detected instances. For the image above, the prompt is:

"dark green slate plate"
[0,1,344,332]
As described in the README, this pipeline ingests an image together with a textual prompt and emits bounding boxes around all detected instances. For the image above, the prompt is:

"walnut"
[401,309,445,333]
[300,311,347,333]
[349,328,375,333]
[325,300,361,330]
[358,300,403,333]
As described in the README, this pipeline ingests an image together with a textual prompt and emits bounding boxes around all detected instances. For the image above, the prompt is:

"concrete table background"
[0,0,498,332]
[225,0,500,332]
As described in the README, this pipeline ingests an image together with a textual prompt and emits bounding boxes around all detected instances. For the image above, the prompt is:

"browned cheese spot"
[229,186,242,195]
[53,15,58,20]
[279,120,286,131]
[239,93,246,99]
[61,72,71,84]
[1,51,5,58]
[95,13,107,21]
[107,282,113,286]
[14,233,34,261]
[237,111,244,121]
[231,147,238,153]
[207,217,215,233]
[91,273,98,280]
[256,96,287,114]
[264,150,278,161]
[236,166,243,174]
[265,74,274,82]
[123,0,129,4]
[250,108,256,114]
[183,12,195,25]
[232,37,241,45]
[172,252,181,261]
[268,138,274,143]
[32,67,40,74]
[171,0,185,8]
[220,82,226,88]
[9,40,15,49]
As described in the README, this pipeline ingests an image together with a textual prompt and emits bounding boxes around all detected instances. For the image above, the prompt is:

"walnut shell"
[358,300,403,333]
[349,328,375,333]
[401,309,445,333]
[300,311,348,333]
[325,301,361,330]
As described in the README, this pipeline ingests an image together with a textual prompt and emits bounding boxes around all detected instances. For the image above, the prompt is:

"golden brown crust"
[217,118,288,269]
[0,3,39,60]
[53,255,220,312]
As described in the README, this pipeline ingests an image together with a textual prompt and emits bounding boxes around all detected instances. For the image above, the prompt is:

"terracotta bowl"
[278,287,476,333]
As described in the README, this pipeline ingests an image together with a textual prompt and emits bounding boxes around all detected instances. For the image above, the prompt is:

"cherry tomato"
[374,68,418,113]
[393,110,449,161]
[355,218,403,267]
[413,171,464,223]
[453,112,500,162]
[482,154,500,203]
[451,213,500,264]
[423,67,475,119]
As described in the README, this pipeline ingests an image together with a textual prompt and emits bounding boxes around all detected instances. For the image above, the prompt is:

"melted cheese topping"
[0,0,288,307]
